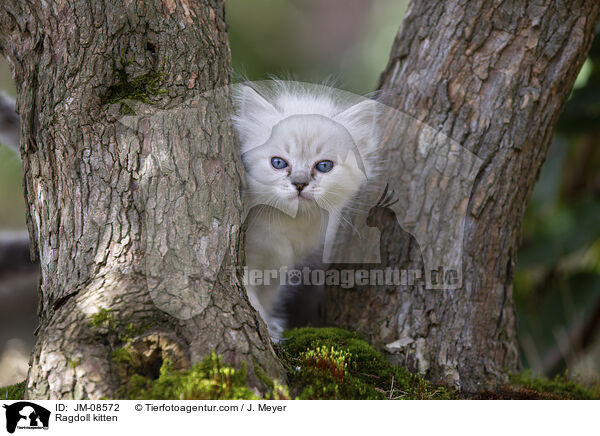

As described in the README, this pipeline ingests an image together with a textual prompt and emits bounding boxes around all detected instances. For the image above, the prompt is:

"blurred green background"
[514,34,600,381]
[0,59,22,230]
[0,0,598,384]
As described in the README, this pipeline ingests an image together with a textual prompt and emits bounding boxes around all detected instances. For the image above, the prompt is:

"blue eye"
[271,157,288,169]
[315,160,334,173]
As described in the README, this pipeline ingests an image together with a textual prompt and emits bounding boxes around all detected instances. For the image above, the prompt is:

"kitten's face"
[242,114,367,217]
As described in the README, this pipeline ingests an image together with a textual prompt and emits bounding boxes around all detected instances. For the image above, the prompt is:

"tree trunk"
[0,0,284,399]
[325,0,600,391]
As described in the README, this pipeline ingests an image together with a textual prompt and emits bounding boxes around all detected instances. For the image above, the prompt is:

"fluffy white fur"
[232,81,379,338]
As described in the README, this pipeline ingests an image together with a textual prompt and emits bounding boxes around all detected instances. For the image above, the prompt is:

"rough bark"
[325,0,600,391]
[0,0,284,399]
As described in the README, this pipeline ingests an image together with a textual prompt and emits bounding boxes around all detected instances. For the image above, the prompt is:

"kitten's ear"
[335,98,380,155]
[335,99,378,132]
[235,84,279,118]
[232,84,282,151]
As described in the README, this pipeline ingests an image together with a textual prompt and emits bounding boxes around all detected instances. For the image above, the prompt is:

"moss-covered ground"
[0,381,25,400]
[2,327,599,400]
[119,352,259,400]
[475,371,600,399]
[278,327,455,399]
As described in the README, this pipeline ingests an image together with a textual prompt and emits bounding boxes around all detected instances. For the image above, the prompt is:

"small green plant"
[300,345,350,382]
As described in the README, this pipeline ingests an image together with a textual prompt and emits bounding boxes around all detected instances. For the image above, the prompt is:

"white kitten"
[232,81,379,338]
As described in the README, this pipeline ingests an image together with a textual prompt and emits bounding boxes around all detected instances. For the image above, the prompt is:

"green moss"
[121,322,156,343]
[104,61,166,111]
[0,381,26,400]
[9,331,597,400]
[253,359,275,390]
[111,347,136,366]
[119,352,258,400]
[68,358,81,369]
[510,371,600,400]
[116,348,289,400]
[264,379,291,400]
[90,308,117,330]
[252,362,291,400]
[90,310,154,347]
[280,327,456,400]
